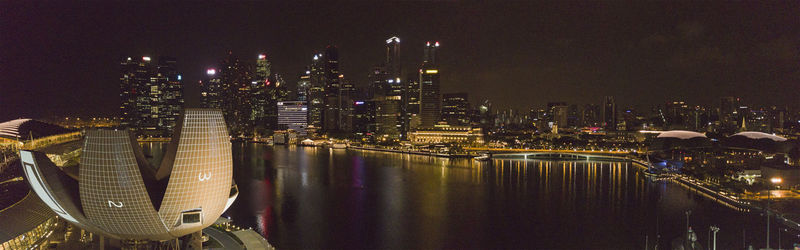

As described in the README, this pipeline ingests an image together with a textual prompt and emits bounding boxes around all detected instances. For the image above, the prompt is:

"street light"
[766,177,782,249]
[685,210,692,233]
[710,225,719,250]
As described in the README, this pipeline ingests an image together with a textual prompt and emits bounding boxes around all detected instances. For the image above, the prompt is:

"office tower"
[581,104,600,127]
[278,101,308,136]
[602,96,616,131]
[218,52,253,136]
[368,66,388,99]
[157,57,183,135]
[322,46,341,133]
[376,97,401,137]
[385,36,401,84]
[297,68,311,101]
[769,106,786,132]
[719,96,740,128]
[307,53,325,133]
[552,105,569,129]
[352,100,377,136]
[546,102,567,124]
[369,36,405,139]
[201,68,223,109]
[405,72,421,128]
[419,41,441,128]
[119,56,184,137]
[442,93,469,126]
[339,79,356,132]
[423,41,439,64]
[251,54,271,132]
[566,104,579,128]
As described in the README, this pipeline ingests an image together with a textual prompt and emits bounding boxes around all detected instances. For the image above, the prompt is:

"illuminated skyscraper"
[405,72,420,128]
[602,96,616,131]
[297,68,311,102]
[218,52,253,136]
[442,93,469,126]
[423,41,439,64]
[201,68,222,110]
[416,41,442,128]
[372,37,405,138]
[385,36,401,85]
[339,79,356,132]
[419,67,441,127]
[307,52,325,133]
[251,53,271,131]
[119,56,184,137]
[322,46,342,133]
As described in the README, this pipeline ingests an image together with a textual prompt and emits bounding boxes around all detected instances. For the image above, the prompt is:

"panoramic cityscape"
[2,2,800,249]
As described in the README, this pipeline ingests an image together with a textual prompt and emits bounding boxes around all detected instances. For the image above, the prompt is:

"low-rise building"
[408,123,484,145]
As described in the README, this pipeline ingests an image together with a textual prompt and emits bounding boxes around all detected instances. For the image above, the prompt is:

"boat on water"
[473,153,491,161]
[332,143,347,149]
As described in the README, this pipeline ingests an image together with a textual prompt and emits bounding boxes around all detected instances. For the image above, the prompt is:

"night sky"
[2,2,799,121]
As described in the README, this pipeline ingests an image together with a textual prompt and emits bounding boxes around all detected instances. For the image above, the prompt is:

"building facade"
[408,124,485,145]
[442,93,469,126]
[120,56,184,137]
[278,101,308,136]
[19,109,237,241]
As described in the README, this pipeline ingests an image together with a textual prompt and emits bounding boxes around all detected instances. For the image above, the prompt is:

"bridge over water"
[464,147,634,161]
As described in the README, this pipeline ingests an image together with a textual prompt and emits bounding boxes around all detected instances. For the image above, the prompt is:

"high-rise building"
[567,104,580,128]
[297,68,311,101]
[551,105,568,129]
[322,46,342,133]
[419,41,441,128]
[218,52,253,136]
[423,41,439,64]
[352,100,377,136]
[119,56,184,137]
[307,53,326,133]
[251,54,271,132]
[666,101,690,129]
[581,104,600,127]
[339,79,356,132]
[405,72,421,129]
[602,96,616,131]
[385,36,402,84]
[278,101,308,136]
[369,36,405,139]
[719,96,740,128]
[201,68,223,109]
[442,93,469,126]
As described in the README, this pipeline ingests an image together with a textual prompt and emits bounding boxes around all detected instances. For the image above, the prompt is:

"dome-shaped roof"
[0,119,32,139]
[0,119,71,140]
[730,131,787,142]
[656,130,707,139]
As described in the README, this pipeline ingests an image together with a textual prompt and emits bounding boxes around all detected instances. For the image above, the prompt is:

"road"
[203,227,244,250]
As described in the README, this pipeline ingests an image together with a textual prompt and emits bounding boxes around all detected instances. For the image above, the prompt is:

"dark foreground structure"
[19,109,237,248]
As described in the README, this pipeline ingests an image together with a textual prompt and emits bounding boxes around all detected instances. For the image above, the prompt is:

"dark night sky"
[2,1,799,121]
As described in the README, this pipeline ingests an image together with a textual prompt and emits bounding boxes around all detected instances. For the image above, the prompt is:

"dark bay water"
[142,142,790,249]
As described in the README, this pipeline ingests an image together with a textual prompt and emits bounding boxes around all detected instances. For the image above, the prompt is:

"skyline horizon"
[3,2,799,121]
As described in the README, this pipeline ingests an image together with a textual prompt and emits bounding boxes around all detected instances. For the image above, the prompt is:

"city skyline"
[3,2,800,121]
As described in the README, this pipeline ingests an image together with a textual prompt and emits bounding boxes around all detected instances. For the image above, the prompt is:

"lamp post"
[685,210,691,233]
[767,177,782,249]
[710,225,719,250]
